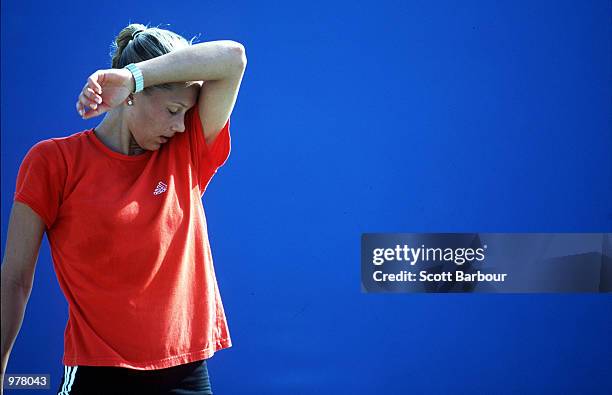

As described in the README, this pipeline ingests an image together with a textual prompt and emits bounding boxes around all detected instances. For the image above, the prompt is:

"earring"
[127,99,133,106]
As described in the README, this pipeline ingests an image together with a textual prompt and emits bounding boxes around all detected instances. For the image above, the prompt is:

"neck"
[93,109,145,156]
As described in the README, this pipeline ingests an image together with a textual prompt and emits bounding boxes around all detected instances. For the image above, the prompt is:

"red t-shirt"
[13,106,232,370]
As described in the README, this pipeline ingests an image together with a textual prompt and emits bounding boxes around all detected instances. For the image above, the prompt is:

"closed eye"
[168,108,179,115]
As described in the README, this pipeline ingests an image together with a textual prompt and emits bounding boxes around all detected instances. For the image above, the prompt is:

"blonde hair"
[109,23,198,91]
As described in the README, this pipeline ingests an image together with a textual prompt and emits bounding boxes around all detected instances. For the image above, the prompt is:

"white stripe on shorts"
[60,366,78,394]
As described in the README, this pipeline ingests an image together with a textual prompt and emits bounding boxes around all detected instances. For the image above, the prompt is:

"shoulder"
[28,130,86,150]
[23,138,59,162]
[22,130,89,170]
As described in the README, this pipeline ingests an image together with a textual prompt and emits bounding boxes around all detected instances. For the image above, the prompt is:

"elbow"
[230,41,247,70]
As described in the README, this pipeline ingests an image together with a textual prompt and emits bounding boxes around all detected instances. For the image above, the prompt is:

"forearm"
[136,40,246,88]
[1,272,32,377]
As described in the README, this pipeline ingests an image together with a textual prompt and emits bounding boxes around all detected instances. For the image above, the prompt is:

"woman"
[1,23,247,395]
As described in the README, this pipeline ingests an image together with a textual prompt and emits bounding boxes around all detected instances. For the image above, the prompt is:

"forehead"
[152,83,199,106]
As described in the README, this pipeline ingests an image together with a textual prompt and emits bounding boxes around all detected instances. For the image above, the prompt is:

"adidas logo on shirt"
[153,181,168,195]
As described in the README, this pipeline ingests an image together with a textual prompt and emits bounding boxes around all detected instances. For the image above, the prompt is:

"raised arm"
[1,202,46,391]
[78,40,247,146]
[136,40,247,145]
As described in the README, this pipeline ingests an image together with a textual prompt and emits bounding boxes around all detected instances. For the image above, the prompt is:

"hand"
[76,68,134,119]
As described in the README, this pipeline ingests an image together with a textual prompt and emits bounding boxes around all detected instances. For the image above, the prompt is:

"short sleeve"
[13,139,67,229]
[184,105,231,192]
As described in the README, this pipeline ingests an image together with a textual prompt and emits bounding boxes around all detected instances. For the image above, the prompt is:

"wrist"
[123,63,144,93]
[121,69,136,93]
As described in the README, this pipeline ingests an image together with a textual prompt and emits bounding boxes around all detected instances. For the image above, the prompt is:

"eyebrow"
[169,101,191,108]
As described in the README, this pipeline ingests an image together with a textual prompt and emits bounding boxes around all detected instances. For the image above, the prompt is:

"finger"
[76,96,98,119]
[82,86,102,104]
[82,108,98,119]
[87,72,103,95]
[79,91,98,111]
[77,98,94,117]
[83,103,110,119]
[75,98,89,117]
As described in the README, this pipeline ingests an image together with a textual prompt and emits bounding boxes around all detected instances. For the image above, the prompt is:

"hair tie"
[132,29,145,40]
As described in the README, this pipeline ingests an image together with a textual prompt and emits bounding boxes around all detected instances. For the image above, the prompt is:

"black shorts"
[56,359,213,395]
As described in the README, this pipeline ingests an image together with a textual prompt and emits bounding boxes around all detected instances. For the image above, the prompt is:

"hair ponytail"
[110,23,148,69]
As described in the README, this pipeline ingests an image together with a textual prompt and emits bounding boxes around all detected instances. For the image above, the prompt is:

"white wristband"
[124,63,144,93]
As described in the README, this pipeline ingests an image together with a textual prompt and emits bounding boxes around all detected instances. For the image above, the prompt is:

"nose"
[171,117,186,134]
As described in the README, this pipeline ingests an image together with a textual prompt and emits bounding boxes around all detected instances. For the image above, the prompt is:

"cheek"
[136,109,161,134]
[147,107,170,127]
[127,113,153,143]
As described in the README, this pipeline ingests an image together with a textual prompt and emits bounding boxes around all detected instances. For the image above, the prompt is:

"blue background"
[2,0,611,394]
